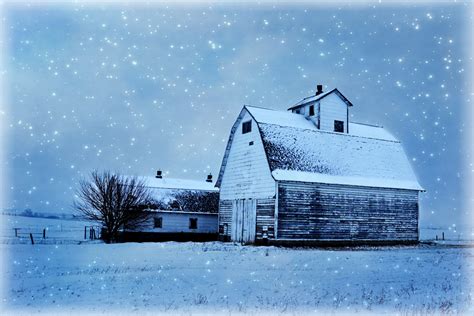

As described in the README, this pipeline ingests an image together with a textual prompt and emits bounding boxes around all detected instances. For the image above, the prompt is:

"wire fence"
[3,225,102,245]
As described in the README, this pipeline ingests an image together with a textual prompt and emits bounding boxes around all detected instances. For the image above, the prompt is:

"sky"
[1,1,472,229]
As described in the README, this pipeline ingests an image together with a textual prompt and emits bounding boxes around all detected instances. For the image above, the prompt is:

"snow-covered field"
[1,241,473,314]
[1,215,473,314]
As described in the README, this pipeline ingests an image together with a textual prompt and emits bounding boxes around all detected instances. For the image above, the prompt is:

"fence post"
[84,226,87,239]
[43,229,46,239]
[442,232,445,240]
[14,228,18,237]
[29,233,34,245]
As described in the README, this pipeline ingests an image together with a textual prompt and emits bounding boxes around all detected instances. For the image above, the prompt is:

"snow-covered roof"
[258,123,423,191]
[236,106,423,191]
[349,122,397,142]
[245,106,316,130]
[289,88,354,109]
[146,209,218,216]
[141,176,219,192]
[272,170,422,191]
[246,105,396,142]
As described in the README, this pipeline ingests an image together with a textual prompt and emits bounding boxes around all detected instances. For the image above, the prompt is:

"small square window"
[242,121,252,134]
[309,105,315,116]
[189,218,198,229]
[334,120,344,133]
[249,141,254,146]
[154,217,162,228]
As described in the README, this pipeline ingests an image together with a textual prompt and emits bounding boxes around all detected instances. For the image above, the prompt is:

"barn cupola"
[287,84,352,134]
[155,170,163,179]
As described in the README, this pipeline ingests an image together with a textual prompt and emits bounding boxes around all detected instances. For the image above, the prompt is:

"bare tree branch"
[73,170,155,243]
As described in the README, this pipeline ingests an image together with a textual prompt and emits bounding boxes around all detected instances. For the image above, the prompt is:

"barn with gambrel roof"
[216,85,423,245]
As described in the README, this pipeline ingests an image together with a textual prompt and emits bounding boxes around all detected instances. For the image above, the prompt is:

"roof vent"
[155,170,162,179]
[206,174,213,183]
[316,84,323,96]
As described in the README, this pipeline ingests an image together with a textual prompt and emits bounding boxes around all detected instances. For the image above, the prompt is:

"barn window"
[334,120,344,133]
[189,218,198,229]
[154,217,163,228]
[309,105,315,116]
[242,121,252,134]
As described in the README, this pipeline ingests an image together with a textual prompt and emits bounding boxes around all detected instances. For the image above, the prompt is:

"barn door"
[242,199,257,243]
[231,199,243,242]
[231,199,256,243]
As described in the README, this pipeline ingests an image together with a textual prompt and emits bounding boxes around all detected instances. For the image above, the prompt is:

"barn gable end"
[216,108,276,241]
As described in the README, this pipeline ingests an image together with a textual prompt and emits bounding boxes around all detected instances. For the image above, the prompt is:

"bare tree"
[73,170,155,243]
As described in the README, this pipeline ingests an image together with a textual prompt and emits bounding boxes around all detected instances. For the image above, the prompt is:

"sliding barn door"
[231,199,257,243]
[231,199,243,242]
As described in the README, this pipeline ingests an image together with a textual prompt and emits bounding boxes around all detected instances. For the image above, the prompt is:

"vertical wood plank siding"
[219,198,275,240]
[218,200,233,237]
[278,181,419,241]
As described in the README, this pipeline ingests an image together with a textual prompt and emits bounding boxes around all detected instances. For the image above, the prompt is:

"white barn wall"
[132,212,218,234]
[319,93,349,133]
[219,111,276,200]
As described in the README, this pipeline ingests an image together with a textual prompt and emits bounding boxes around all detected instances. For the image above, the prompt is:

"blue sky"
[2,2,472,228]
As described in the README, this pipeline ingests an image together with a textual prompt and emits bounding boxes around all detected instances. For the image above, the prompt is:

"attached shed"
[122,173,219,242]
[216,86,423,245]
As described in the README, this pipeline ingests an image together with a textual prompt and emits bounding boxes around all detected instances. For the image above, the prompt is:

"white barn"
[216,85,423,245]
[122,173,219,242]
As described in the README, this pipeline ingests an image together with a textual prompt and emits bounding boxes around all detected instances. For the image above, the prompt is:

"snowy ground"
[1,241,473,314]
[1,215,473,314]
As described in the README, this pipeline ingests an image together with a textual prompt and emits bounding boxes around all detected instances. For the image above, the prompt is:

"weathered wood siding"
[319,93,348,133]
[129,211,218,234]
[255,198,276,240]
[277,181,419,241]
[219,198,275,240]
[218,200,233,237]
[230,199,257,243]
[219,111,276,200]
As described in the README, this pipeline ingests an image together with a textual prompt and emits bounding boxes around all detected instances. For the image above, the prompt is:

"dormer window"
[309,105,315,116]
[242,121,252,134]
[334,120,344,133]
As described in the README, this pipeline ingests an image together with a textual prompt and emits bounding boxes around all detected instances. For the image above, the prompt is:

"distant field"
[419,226,474,242]
[1,215,98,244]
